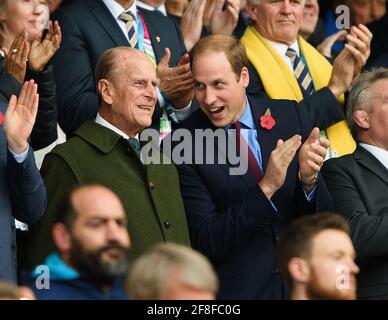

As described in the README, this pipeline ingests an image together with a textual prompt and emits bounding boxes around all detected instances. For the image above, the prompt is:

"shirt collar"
[266,38,300,58]
[102,0,138,20]
[359,143,388,170]
[137,1,167,16]
[95,113,134,140]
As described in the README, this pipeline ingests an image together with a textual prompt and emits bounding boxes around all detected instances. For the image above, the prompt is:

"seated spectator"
[322,68,388,299]
[0,0,61,150]
[243,0,372,158]
[25,185,130,300]
[127,243,218,300]
[25,47,190,268]
[277,213,359,300]
[0,80,46,283]
[174,34,335,299]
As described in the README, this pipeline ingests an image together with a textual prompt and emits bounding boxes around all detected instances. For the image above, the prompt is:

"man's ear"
[98,79,114,105]
[288,257,310,284]
[353,110,370,130]
[246,4,258,21]
[52,223,72,253]
[240,67,250,88]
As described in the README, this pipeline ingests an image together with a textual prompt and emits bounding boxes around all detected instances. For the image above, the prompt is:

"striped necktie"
[286,48,314,96]
[119,11,138,49]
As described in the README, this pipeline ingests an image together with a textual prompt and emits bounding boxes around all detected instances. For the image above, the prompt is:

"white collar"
[95,113,139,140]
[102,0,138,20]
[360,143,388,171]
[266,38,300,58]
[137,1,167,16]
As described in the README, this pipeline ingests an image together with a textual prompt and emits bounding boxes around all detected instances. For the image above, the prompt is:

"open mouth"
[209,106,225,114]
[138,105,152,111]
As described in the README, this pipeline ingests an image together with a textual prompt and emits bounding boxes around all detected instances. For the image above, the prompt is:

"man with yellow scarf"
[241,0,372,158]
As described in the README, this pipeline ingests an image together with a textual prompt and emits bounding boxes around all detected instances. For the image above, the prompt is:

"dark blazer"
[0,102,46,282]
[175,94,335,299]
[0,61,58,150]
[52,0,186,135]
[366,15,388,69]
[322,145,388,299]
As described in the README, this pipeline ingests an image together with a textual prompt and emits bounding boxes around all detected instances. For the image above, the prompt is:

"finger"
[6,95,18,116]
[27,83,39,114]
[309,143,328,158]
[306,150,325,166]
[346,34,367,53]
[170,63,192,75]
[21,40,30,63]
[330,30,348,44]
[158,48,171,67]
[213,0,225,13]
[55,21,62,45]
[351,25,373,44]
[305,127,320,145]
[307,159,322,172]
[357,24,373,41]
[345,43,366,66]
[18,81,30,106]
[178,52,190,66]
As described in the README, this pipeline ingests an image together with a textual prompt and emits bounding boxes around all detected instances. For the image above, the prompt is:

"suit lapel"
[86,0,129,47]
[249,96,279,173]
[137,8,163,63]
[354,145,388,186]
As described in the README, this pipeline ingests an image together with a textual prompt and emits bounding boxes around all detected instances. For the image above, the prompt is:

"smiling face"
[248,0,304,46]
[192,50,249,127]
[1,0,49,42]
[99,50,158,137]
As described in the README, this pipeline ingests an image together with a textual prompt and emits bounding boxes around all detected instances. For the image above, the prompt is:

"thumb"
[159,48,171,67]
[306,127,320,144]
[329,30,347,45]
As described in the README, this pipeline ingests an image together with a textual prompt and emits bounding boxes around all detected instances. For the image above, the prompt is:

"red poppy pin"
[260,108,275,130]
[0,112,4,126]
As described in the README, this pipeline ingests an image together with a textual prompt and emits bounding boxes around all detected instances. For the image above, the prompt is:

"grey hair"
[247,0,305,6]
[347,68,388,141]
[126,243,219,299]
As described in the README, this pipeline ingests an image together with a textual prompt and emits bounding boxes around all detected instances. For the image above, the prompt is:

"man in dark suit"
[0,80,46,283]
[173,35,336,299]
[26,47,190,268]
[322,68,388,300]
[52,0,193,135]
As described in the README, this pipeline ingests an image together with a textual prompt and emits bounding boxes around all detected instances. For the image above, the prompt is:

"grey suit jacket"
[0,102,46,282]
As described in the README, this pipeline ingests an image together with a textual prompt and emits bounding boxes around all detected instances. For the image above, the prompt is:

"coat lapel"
[354,145,388,186]
[86,0,129,47]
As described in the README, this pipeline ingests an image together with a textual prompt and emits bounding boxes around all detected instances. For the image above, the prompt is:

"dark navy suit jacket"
[52,0,187,135]
[175,93,337,299]
[0,102,46,282]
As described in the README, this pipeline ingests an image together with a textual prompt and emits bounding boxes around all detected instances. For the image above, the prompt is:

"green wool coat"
[26,121,190,268]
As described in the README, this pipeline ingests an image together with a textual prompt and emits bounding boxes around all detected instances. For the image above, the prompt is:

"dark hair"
[277,213,350,291]
[54,186,79,229]
[189,34,249,78]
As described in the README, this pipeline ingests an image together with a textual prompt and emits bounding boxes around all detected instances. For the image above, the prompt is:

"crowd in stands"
[0,0,387,300]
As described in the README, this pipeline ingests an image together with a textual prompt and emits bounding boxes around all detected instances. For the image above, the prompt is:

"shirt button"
[149,182,155,190]
[164,220,171,229]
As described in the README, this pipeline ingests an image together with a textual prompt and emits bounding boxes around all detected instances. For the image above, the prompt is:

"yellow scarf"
[241,26,355,157]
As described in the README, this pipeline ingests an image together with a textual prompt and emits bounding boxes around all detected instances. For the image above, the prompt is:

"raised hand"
[28,20,62,72]
[316,30,347,58]
[3,32,30,83]
[259,135,302,199]
[298,127,330,191]
[180,0,206,50]
[3,80,39,154]
[210,0,240,35]
[156,48,194,108]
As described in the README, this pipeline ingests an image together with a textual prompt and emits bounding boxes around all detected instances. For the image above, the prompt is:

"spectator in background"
[322,68,388,299]
[0,81,46,283]
[127,243,218,300]
[0,0,61,150]
[277,213,359,300]
[367,13,388,68]
[243,0,372,158]
[26,185,130,300]
[25,47,190,269]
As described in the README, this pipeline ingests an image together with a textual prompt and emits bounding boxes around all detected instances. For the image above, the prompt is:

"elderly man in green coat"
[26,47,190,267]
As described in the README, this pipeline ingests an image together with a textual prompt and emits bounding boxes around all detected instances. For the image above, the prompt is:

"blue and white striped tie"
[286,47,314,96]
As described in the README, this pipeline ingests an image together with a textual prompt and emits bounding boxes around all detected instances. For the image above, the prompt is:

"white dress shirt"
[360,143,388,171]
[137,1,167,16]
[266,39,300,72]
